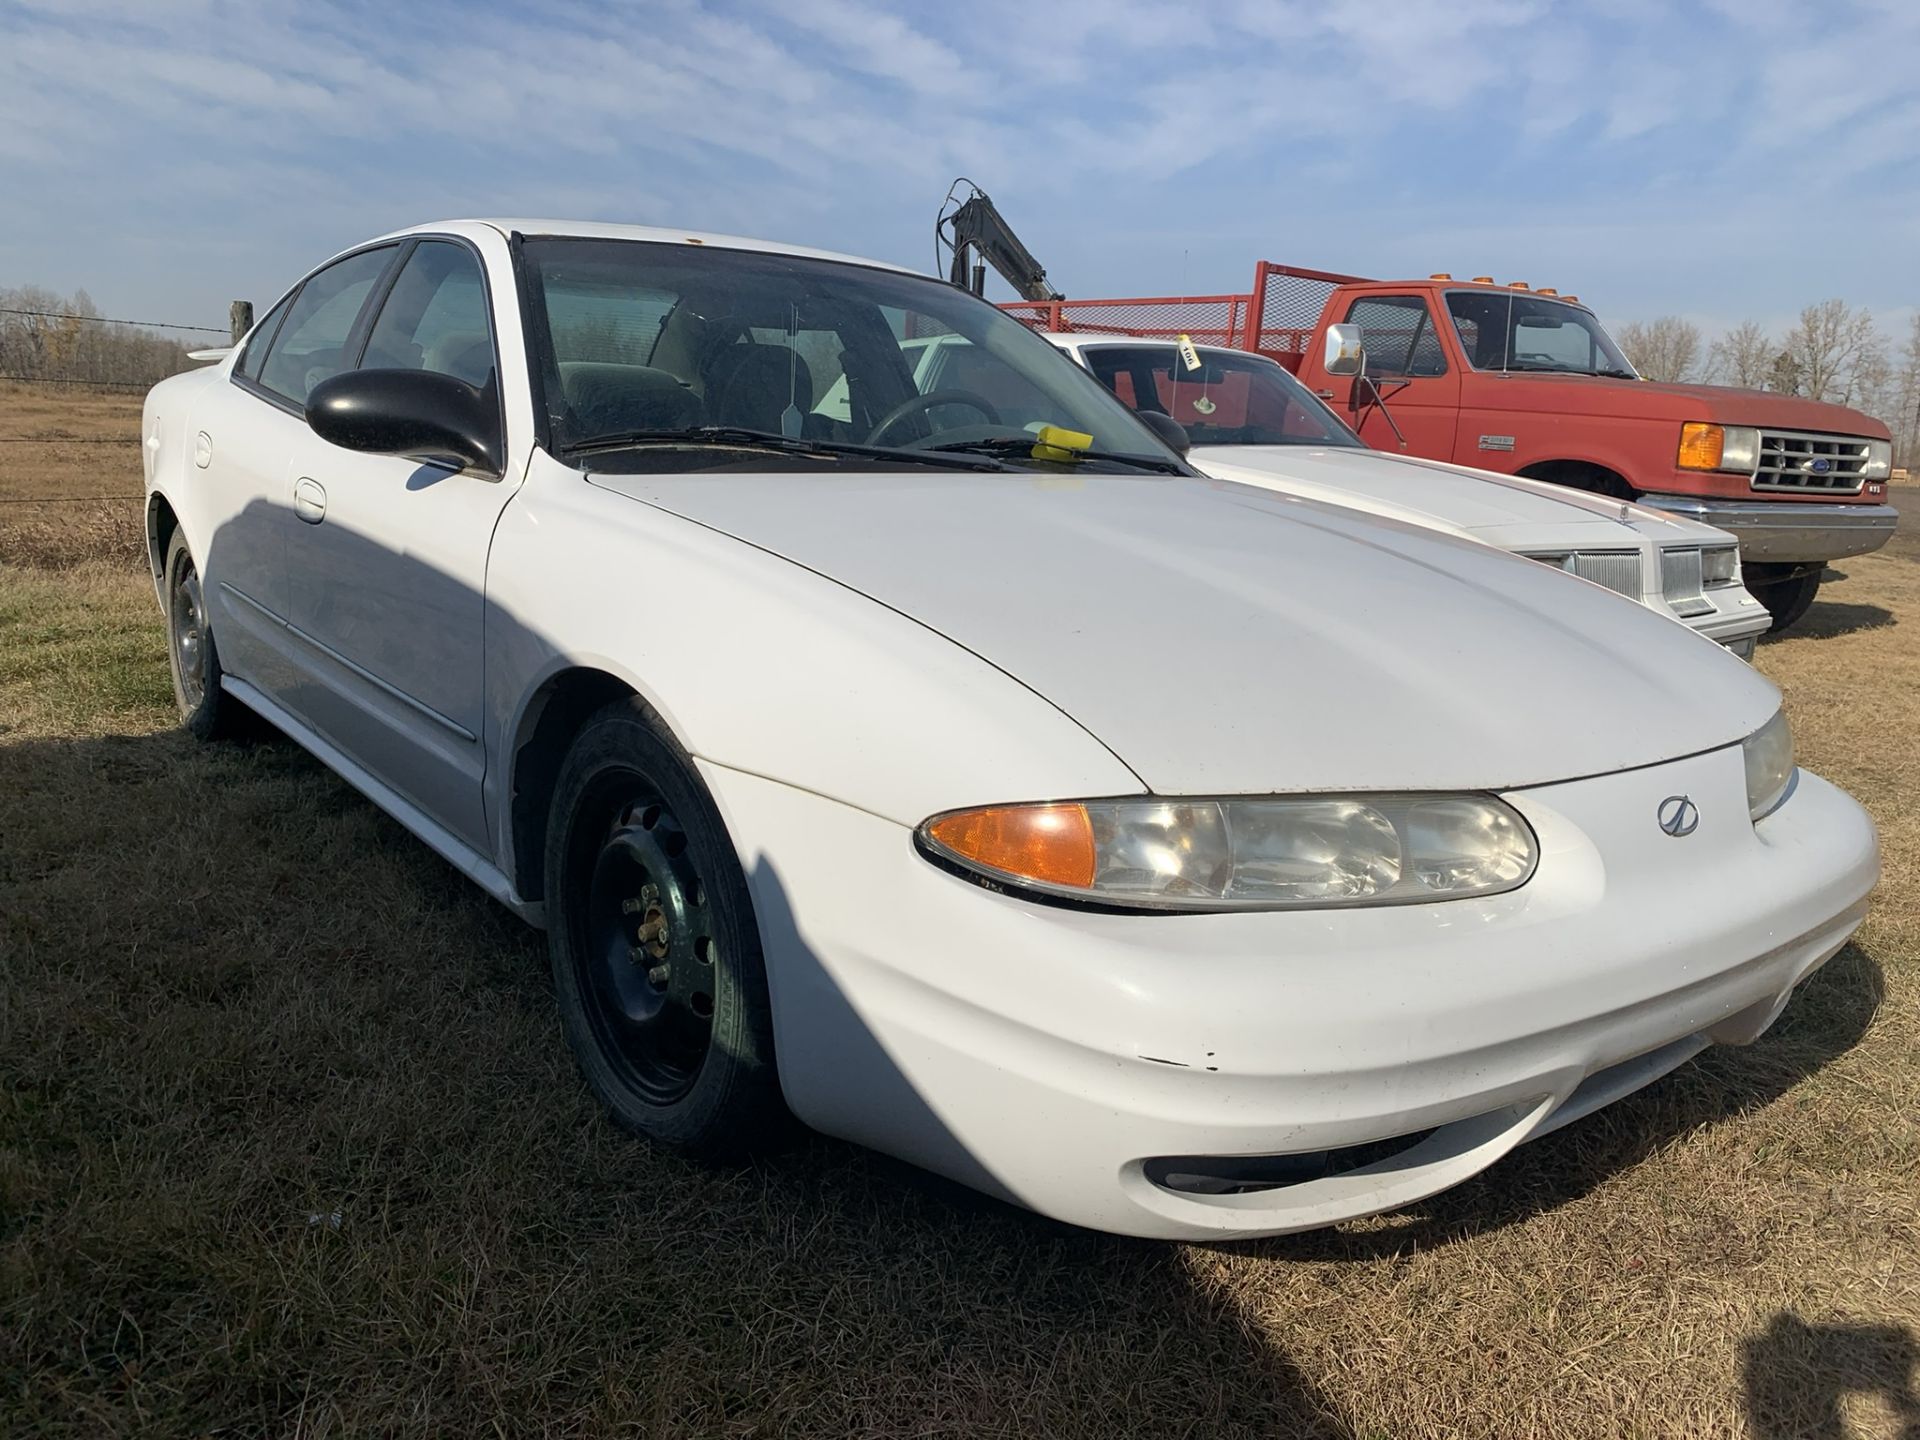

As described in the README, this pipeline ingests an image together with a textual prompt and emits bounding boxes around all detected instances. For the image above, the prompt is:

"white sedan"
[143,219,1877,1240]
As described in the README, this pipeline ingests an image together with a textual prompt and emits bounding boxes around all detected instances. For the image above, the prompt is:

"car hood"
[591,469,1779,795]
[1190,446,1734,547]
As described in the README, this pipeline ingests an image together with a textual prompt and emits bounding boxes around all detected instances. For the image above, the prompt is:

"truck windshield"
[1444,291,1638,378]
[1078,344,1364,449]
[518,238,1184,473]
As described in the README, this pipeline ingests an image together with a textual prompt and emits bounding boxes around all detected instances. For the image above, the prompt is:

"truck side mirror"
[1324,323,1365,377]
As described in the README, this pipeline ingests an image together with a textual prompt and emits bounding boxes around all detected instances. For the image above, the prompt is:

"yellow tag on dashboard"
[1031,424,1093,462]
[1177,333,1202,372]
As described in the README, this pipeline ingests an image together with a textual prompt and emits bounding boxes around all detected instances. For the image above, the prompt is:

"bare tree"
[1893,313,1920,469]
[1706,320,1774,388]
[1615,316,1702,382]
[1779,298,1884,405]
[0,284,195,386]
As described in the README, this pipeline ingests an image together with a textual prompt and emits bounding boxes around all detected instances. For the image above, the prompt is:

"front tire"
[1749,564,1822,634]
[164,531,239,740]
[544,698,783,1157]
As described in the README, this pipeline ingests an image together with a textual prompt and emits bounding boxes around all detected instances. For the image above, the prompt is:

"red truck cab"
[1012,266,1898,630]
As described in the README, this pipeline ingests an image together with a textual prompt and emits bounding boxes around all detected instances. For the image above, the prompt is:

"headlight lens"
[1702,545,1740,587]
[919,794,1537,911]
[1677,422,1760,474]
[1743,711,1796,821]
[1863,440,1893,480]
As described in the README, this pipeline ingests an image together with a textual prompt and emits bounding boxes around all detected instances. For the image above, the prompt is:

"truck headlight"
[1863,440,1893,480]
[918,794,1538,911]
[1678,422,1760,474]
[1743,711,1795,821]
[1702,545,1740,587]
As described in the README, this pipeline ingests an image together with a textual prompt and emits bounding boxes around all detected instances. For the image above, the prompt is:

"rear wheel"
[1748,564,1823,634]
[544,698,783,1156]
[164,531,240,739]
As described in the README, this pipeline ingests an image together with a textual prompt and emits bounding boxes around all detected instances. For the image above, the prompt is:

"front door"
[1339,293,1462,461]
[282,238,519,853]
[200,245,397,692]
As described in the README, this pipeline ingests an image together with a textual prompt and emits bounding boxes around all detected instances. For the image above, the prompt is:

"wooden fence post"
[230,301,254,347]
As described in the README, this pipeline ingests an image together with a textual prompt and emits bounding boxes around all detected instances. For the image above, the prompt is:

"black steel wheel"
[164,530,238,739]
[546,697,782,1155]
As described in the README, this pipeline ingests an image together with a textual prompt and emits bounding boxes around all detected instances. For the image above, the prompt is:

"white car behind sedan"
[978,332,1770,657]
[142,219,1874,1239]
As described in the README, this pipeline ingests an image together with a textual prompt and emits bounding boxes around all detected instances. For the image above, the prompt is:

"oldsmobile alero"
[140,220,1879,1239]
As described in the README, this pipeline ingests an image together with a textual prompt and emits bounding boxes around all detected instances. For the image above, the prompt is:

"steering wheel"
[865,389,1001,446]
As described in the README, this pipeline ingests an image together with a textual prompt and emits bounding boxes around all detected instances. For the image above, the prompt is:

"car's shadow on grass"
[0,725,1354,1438]
[1765,603,1896,644]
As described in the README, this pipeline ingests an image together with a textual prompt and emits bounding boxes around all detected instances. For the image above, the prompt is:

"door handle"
[293,477,327,525]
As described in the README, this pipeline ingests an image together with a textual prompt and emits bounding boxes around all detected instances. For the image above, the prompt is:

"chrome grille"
[1754,429,1870,493]
[1526,550,1642,599]
[1568,551,1642,599]
[1659,547,1715,617]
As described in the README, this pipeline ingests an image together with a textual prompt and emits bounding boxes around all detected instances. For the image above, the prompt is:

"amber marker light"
[923,803,1097,889]
[1677,421,1726,470]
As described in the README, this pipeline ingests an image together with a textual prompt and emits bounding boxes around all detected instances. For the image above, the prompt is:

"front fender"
[482,452,1143,845]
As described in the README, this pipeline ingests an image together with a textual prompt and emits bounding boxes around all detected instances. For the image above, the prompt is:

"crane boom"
[936,179,1063,303]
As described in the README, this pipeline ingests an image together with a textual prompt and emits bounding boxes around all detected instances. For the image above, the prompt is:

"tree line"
[0,286,201,388]
[1616,303,1920,468]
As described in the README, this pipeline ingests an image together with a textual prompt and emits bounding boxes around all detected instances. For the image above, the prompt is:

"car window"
[360,240,496,388]
[523,238,1175,471]
[254,246,395,406]
[1344,295,1447,378]
[235,291,295,383]
[1082,345,1363,449]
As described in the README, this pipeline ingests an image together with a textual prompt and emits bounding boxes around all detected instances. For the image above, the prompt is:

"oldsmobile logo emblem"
[1657,795,1700,837]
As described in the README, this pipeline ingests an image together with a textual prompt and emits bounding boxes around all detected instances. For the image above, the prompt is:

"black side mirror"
[305,368,501,474]
[1134,407,1191,456]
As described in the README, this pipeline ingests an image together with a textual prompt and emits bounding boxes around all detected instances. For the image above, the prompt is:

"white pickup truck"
[851,332,1771,658]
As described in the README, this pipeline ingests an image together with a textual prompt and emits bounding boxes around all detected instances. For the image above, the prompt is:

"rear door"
[1338,293,1462,460]
[282,236,520,852]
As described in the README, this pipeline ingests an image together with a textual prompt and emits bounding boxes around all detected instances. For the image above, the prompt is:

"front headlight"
[1863,440,1893,480]
[1702,544,1740,587]
[1678,422,1760,474]
[1743,711,1796,821]
[918,794,1538,911]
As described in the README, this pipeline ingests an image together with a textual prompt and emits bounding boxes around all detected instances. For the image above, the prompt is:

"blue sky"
[4,0,1918,341]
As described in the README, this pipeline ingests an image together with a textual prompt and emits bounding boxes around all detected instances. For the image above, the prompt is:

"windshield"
[1077,343,1363,449]
[519,238,1181,472]
[1443,291,1637,377]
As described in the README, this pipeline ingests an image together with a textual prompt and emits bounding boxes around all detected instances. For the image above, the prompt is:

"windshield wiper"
[565,426,1013,471]
[926,435,1187,475]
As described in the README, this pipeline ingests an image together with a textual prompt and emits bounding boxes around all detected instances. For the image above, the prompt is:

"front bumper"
[703,746,1878,1240]
[1685,598,1770,659]
[1639,494,1898,563]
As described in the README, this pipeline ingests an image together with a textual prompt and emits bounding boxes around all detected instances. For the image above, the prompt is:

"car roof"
[374,219,920,276]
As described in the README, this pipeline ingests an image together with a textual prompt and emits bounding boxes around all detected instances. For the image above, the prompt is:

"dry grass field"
[1,380,1915,1438]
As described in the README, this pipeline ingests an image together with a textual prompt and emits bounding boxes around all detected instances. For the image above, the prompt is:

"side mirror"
[305,368,501,474]
[1134,408,1191,456]
[1323,323,1365,377]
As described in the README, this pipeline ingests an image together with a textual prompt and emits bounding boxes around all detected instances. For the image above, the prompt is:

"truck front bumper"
[1639,495,1898,564]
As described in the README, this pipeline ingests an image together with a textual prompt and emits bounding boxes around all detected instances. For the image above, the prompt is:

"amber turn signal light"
[1677,421,1725,471]
[923,803,1097,889]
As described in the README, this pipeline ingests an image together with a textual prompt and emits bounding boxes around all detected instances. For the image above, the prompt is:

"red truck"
[1006,264,1898,630]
